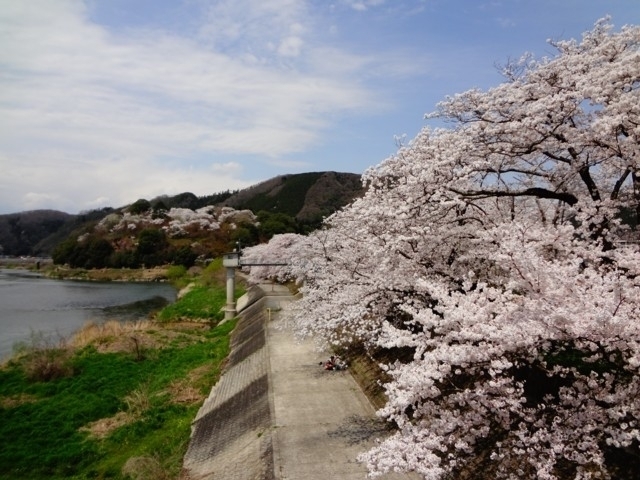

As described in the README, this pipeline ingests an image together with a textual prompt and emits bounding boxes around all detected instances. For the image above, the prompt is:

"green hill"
[221,171,364,222]
[0,172,364,259]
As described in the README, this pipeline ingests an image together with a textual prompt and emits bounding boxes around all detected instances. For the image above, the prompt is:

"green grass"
[156,285,227,322]
[0,316,237,480]
[157,259,245,323]
[165,265,188,284]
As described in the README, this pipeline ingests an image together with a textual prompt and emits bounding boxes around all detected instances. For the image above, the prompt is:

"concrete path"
[182,284,417,480]
[267,304,416,480]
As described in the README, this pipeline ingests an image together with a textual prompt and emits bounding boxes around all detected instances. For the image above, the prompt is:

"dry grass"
[70,320,152,349]
[14,332,76,382]
[79,363,211,441]
[166,380,203,405]
[124,384,152,416]
[80,411,136,439]
[70,320,164,359]
[122,455,171,480]
[0,393,38,409]
[70,320,209,355]
[165,364,212,405]
[80,384,152,440]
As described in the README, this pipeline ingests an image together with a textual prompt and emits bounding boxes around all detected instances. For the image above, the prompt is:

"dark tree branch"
[578,164,602,202]
[482,167,550,178]
[611,168,631,200]
[450,187,579,206]
[543,151,572,164]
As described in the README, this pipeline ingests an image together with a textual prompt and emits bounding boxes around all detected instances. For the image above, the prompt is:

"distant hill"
[221,171,364,222]
[0,208,116,257]
[0,210,74,256]
[0,171,364,257]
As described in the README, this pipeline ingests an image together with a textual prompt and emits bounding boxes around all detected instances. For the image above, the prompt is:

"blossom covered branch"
[244,19,640,479]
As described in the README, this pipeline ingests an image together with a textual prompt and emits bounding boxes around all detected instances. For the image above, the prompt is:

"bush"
[135,229,169,267]
[128,199,151,215]
[25,347,75,382]
[166,265,187,282]
[170,246,197,268]
[15,331,75,382]
[51,236,114,268]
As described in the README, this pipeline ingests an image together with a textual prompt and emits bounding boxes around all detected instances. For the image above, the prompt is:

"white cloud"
[342,0,386,12]
[0,0,381,213]
[497,17,517,28]
[278,36,304,57]
[0,150,257,213]
[23,192,64,211]
[86,197,111,209]
[197,0,309,58]
[2,0,589,215]
[211,162,244,174]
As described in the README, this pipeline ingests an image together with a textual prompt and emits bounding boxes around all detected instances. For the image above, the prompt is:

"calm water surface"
[0,269,176,360]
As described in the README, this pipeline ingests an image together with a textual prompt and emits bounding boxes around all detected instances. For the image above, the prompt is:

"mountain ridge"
[0,171,364,257]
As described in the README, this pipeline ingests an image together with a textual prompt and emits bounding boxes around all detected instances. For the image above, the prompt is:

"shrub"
[128,199,152,215]
[27,349,74,381]
[19,333,75,382]
[124,384,152,417]
[170,246,197,268]
[166,265,187,282]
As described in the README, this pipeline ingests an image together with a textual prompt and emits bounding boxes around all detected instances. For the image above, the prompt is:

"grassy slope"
[0,262,242,480]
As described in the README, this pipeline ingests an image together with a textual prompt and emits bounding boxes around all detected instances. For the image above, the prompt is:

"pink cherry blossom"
[245,20,640,479]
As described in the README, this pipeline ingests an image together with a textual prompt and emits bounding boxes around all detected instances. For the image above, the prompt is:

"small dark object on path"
[320,355,347,371]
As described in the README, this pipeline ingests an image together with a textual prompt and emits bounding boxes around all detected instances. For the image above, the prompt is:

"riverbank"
[0,256,52,270]
[0,268,179,361]
[0,257,180,282]
[45,265,173,282]
[0,319,236,479]
[0,261,240,479]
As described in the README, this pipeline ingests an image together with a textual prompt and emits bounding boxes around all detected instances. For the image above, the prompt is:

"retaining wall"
[181,285,293,480]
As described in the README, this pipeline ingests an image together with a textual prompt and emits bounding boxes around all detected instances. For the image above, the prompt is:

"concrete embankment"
[182,284,288,479]
[182,284,417,480]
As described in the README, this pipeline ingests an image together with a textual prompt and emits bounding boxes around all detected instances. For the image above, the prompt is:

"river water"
[0,269,176,360]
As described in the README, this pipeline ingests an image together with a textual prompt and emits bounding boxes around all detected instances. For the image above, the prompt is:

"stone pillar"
[225,266,236,320]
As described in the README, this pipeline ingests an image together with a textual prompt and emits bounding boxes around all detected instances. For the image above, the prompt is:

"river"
[0,269,176,360]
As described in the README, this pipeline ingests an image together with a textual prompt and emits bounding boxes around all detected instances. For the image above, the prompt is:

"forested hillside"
[0,171,364,261]
[0,210,76,256]
[221,171,364,222]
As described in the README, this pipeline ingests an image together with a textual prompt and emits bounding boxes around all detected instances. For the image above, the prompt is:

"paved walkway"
[268,310,416,480]
[182,284,417,480]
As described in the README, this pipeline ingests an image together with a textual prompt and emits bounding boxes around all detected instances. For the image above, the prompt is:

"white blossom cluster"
[244,20,640,479]
[241,233,316,283]
[97,206,256,238]
[162,207,221,237]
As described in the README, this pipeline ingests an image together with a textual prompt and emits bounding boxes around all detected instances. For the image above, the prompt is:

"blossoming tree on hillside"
[243,20,640,479]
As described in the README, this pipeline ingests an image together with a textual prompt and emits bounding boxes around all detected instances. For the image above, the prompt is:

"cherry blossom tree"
[244,20,640,479]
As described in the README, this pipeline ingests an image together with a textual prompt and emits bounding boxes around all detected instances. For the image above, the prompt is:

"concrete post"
[225,266,236,320]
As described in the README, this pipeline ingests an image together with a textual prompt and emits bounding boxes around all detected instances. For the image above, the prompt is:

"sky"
[1,0,639,214]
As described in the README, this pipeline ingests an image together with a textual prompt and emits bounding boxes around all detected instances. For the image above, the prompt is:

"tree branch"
[611,168,631,200]
[449,187,579,206]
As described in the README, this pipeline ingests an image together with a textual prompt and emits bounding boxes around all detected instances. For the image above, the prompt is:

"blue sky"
[1,0,639,214]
